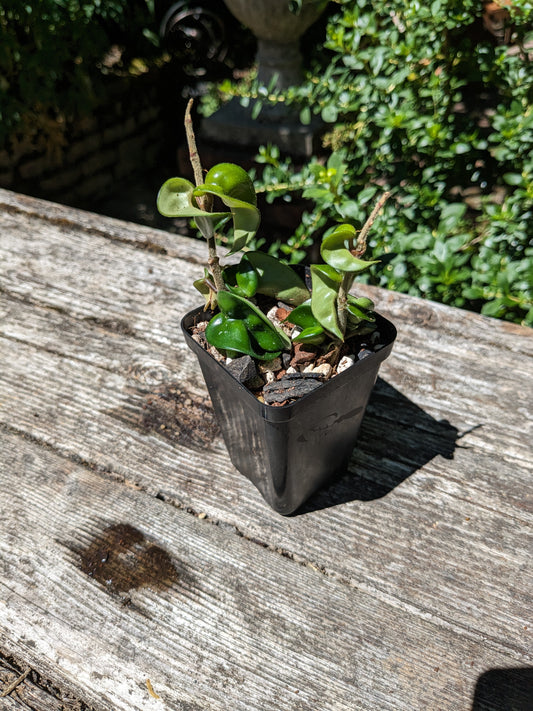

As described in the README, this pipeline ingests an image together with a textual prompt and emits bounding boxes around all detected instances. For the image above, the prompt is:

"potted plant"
[157,101,397,514]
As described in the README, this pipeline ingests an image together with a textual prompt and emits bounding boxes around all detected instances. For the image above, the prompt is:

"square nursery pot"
[182,306,397,515]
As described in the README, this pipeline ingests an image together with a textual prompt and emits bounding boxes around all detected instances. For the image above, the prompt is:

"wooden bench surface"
[0,188,532,710]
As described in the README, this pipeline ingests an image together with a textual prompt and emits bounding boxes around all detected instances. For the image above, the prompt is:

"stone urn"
[223,0,328,89]
[201,0,328,156]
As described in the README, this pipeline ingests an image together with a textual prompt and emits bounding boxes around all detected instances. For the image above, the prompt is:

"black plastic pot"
[182,306,397,515]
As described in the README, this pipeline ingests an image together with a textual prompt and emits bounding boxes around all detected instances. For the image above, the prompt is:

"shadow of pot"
[182,306,397,514]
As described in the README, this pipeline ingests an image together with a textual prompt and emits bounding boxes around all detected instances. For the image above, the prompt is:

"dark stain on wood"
[78,523,179,595]
[140,383,220,449]
[108,383,220,451]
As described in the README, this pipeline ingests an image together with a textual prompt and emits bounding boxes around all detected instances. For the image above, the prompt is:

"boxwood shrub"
[206,0,533,326]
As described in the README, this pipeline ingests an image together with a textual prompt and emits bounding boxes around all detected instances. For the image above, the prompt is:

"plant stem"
[336,272,353,337]
[184,99,224,292]
[354,190,391,258]
[337,191,391,335]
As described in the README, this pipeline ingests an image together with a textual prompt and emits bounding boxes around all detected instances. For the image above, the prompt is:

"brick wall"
[0,71,168,205]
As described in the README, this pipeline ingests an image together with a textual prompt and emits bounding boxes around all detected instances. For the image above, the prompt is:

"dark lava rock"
[281,352,292,369]
[358,348,374,361]
[263,372,323,404]
[226,355,257,384]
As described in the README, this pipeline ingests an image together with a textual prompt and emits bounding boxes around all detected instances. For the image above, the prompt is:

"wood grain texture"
[1,430,531,711]
[0,654,91,710]
[1,189,532,709]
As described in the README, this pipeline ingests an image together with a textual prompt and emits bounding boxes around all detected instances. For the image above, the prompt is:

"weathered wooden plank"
[1,198,532,666]
[1,205,531,472]
[1,429,530,711]
[0,313,531,665]
[0,187,207,261]
[0,655,90,710]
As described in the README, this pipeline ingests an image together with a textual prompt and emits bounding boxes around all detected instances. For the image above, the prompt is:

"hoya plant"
[157,102,385,364]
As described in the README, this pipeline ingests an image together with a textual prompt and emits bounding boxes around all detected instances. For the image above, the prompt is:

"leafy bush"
[204,0,533,326]
[0,0,160,148]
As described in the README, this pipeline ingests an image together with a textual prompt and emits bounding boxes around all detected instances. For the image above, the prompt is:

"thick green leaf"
[348,295,375,311]
[245,252,309,305]
[346,304,376,323]
[245,313,286,352]
[206,313,282,361]
[157,178,226,220]
[321,224,378,273]
[157,177,227,240]
[195,184,260,254]
[203,163,257,205]
[346,320,376,338]
[292,325,326,345]
[310,265,343,340]
[207,290,291,359]
[284,299,319,329]
[157,169,259,252]
[287,298,336,344]
[346,294,376,322]
[206,313,264,358]
[222,261,259,298]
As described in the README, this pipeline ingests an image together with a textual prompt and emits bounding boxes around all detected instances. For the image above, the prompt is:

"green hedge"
[0,0,159,148]
[209,0,533,326]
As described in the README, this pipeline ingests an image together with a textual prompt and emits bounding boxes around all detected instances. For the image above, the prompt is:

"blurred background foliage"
[202,0,533,326]
[0,1,163,147]
[0,0,531,325]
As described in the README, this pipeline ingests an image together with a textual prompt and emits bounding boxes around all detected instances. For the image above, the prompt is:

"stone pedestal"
[200,99,323,157]
[201,0,327,157]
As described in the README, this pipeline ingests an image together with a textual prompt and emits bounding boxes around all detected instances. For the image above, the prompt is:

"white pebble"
[337,355,356,373]
[314,363,333,379]
[266,306,282,328]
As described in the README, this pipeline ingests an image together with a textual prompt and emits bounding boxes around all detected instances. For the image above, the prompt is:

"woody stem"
[184,99,224,292]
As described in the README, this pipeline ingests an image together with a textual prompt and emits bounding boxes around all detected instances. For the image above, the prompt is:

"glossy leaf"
[205,313,255,356]
[222,261,259,298]
[204,163,257,205]
[157,166,260,252]
[245,313,285,352]
[310,265,343,340]
[292,325,326,345]
[205,290,290,359]
[196,185,260,253]
[321,224,378,273]
[245,252,309,305]
[346,294,376,322]
[349,295,375,310]
[285,300,319,329]
[196,165,260,253]
[156,177,227,239]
